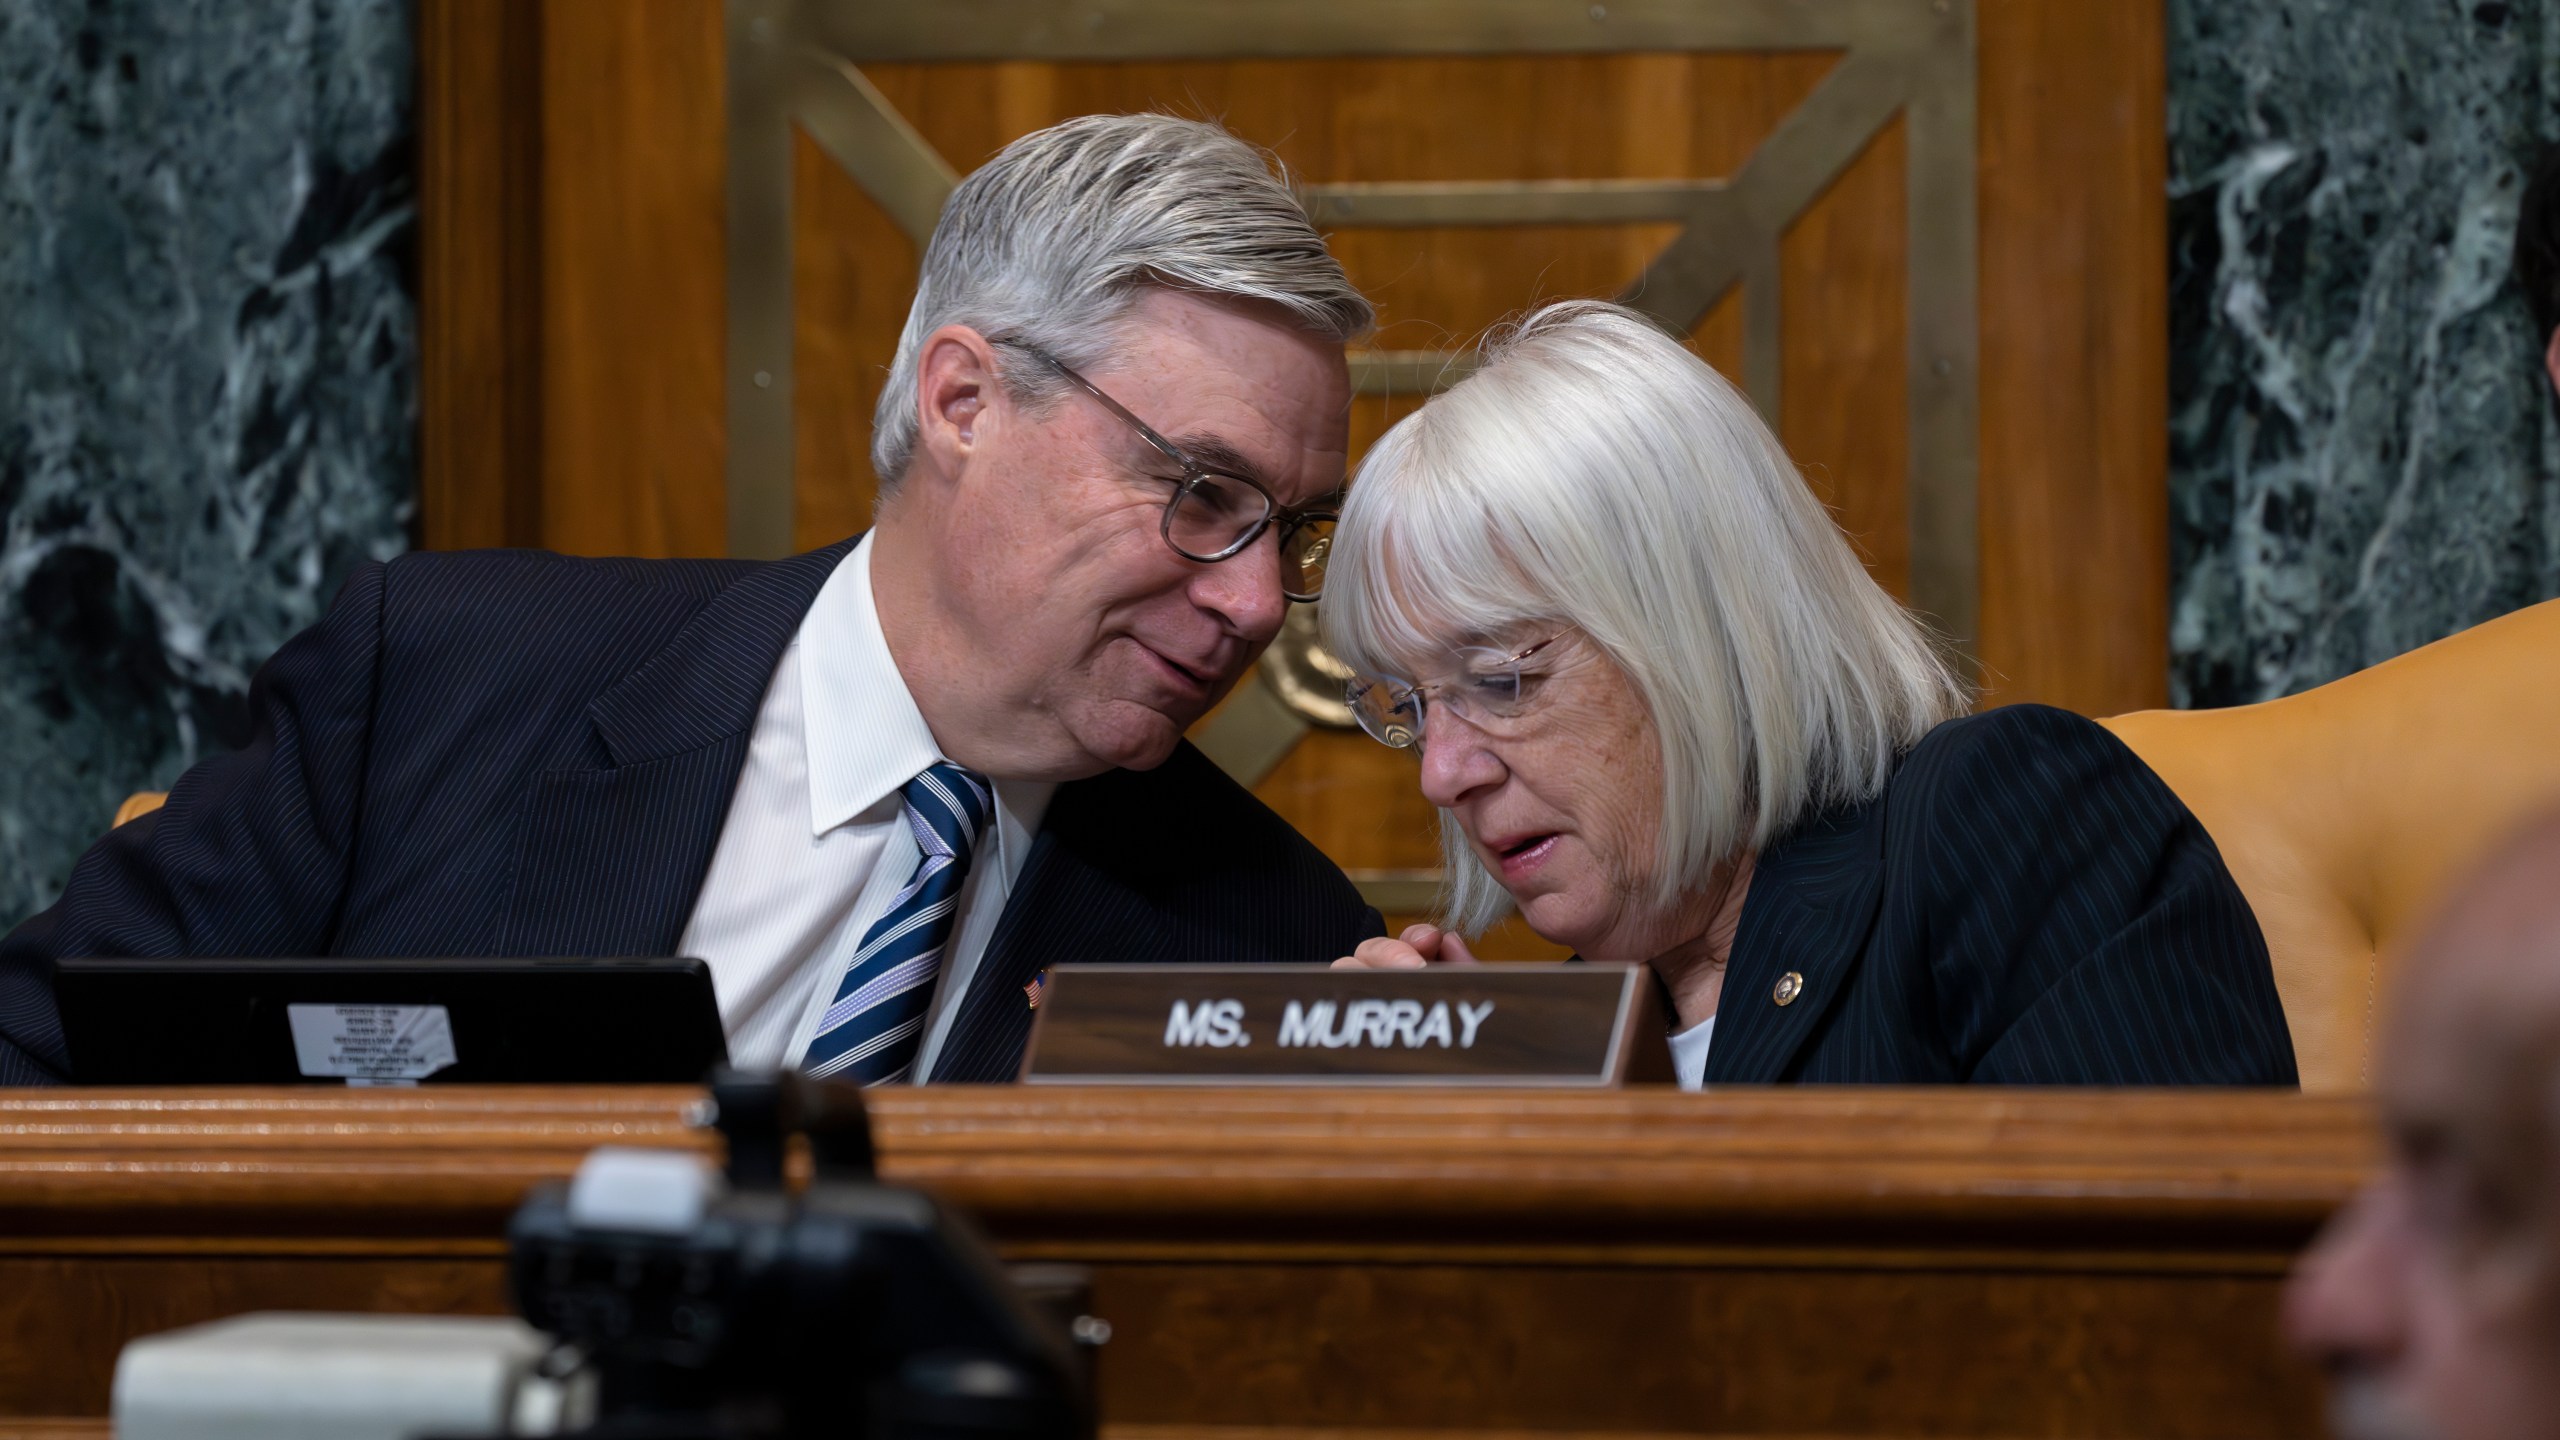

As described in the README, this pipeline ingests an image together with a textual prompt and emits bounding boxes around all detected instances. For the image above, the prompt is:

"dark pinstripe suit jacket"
[1702,704,2298,1086]
[0,541,1385,1086]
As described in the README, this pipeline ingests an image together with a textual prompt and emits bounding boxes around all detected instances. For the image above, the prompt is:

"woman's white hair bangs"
[1323,394,1573,688]
[1328,315,1732,937]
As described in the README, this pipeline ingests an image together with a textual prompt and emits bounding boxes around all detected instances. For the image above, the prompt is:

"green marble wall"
[2170,0,2560,705]
[0,1,414,927]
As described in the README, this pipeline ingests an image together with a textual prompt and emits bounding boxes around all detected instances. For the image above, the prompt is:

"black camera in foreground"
[113,1079,1098,1439]
[503,1069,1095,1440]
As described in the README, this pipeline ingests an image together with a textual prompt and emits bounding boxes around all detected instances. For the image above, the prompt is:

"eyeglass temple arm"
[1506,634,1563,665]
[1030,344,1335,526]
[1026,348,1194,472]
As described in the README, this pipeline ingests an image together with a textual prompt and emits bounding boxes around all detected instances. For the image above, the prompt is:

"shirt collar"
[798,535,1055,862]
[801,533,941,836]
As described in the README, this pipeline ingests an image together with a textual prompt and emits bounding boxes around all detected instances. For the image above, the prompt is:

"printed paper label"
[286,1003,458,1082]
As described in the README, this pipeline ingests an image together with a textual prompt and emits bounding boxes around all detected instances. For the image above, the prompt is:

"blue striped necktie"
[800,761,993,1085]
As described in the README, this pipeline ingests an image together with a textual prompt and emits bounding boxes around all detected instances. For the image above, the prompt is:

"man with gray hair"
[2285,811,2560,1439]
[0,113,1386,1084]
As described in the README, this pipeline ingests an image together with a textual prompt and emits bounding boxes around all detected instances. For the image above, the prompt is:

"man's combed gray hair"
[1323,301,1971,935]
[871,113,1373,490]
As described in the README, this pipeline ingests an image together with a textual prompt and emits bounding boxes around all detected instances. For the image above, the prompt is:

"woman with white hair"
[1325,302,2296,1088]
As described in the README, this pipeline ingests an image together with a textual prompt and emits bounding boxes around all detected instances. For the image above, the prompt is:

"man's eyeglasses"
[1345,634,1568,750]
[1021,345,1336,602]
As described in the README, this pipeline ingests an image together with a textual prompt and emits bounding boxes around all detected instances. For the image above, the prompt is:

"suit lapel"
[1703,796,1889,1084]
[497,541,855,958]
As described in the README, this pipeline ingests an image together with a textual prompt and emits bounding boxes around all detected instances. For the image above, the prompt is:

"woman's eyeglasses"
[1022,345,1336,603]
[1345,634,1567,750]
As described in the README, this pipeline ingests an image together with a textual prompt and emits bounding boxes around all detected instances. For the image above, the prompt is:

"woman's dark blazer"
[1701,704,2298,1086]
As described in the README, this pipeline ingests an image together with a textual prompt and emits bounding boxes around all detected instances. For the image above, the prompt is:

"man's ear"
[912,325,1002,480]
[2542,326,2560,402]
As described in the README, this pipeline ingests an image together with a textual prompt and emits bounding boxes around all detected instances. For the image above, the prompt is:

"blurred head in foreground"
[2287,812,2560,1440]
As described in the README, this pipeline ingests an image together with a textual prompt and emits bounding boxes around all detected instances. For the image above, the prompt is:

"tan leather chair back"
[114,791,168,828]
[113,789,168,825]
[2102,600,2560,1092]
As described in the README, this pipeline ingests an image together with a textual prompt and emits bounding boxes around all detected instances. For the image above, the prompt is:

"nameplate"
[1019,964,1672,1086]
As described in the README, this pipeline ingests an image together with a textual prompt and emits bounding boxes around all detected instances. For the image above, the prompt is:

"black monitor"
[55,957,726,1084]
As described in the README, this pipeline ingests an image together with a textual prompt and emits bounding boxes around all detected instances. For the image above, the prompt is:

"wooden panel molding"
[417,0,2169,709]
[417,0,544,551]
[0,1086,2374,1249]
[0,1086,2365,1432]
[1975,0,2171,713]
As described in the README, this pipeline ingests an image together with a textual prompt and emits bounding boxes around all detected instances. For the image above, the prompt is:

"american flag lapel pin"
[1024,970,1047,1009]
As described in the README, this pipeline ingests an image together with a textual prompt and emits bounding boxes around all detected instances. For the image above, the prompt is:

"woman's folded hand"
[1332,923,1482,969]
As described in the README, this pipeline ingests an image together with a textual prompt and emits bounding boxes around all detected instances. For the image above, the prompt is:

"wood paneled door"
[419,0,2168,952]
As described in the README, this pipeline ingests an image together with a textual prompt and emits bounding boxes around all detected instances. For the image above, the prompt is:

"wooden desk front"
[0,1087,2374,1438]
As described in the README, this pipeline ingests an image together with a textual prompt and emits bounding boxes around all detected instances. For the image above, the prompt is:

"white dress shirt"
[677,535,1053,1075]
[1668,1014,1715,1091]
